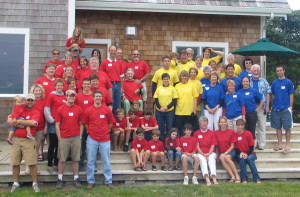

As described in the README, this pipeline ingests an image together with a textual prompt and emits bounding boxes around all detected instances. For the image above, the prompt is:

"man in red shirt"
[55,90,83,189]
[126,49,151,101]
[100,45,123,113]
[43,49,64,73]
[35,63,56,98]
[83,90,115,190]
[7,94,41,193]
[116,48,127,75]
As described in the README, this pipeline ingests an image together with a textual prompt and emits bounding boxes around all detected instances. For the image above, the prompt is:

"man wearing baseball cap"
[55,90,83,189]
[8,94,41,193]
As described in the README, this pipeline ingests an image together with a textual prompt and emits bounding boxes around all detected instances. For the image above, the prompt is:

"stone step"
[256,149,300,158]
[264,131,300,140]
[264,140,300,149]
[266,124,300,131]
[1,168,300,183]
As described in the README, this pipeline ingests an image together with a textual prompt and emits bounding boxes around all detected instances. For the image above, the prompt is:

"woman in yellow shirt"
[201,47,224,67]
[188,67,203,116]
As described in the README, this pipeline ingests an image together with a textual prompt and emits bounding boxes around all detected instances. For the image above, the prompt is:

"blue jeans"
[112,82,121,114]
[155,109,175,142]
[167,149,182,159]
[236,153,260,181]
[86,136,112,184]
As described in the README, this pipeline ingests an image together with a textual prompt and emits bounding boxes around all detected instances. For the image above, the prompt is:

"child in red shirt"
[112,108,127,151]
[178,123,200,185]
[144,129,166,171]
[7,95,34,145]
[141,110,158,141]
[123,108,141,152]
[132,101,143,118]
[130,128,150,171]
[165,128,182,171]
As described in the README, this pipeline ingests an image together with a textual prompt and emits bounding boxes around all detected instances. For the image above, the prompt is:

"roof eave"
[76,1,292,17]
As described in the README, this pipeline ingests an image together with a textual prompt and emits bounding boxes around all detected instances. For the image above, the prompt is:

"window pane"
[0,34,25,94]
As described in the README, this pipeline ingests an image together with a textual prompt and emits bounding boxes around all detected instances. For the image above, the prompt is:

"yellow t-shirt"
[170,60,177,70]
[201,56,221,67]
[188,60,196,67]
[188,79,203,111]
[153,85,178,111]
[175,62,194,75]
[175,82,198,115]
[234,63,242,77]
[196,68,205,81]
[219,72,226,82]
[152,67,179,87]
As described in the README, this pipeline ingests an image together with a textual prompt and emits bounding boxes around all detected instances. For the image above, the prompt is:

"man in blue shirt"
[270,65,294,154]
[220,64,242,92]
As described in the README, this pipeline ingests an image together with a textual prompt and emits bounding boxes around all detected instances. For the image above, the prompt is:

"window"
[172,41,229,63]
[0,28,29,97]
[82,39,111,61]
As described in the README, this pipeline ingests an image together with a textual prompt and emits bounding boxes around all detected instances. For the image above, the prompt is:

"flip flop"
[273,146,283,151]
[235,179,241,183]
[283,149,290,154]
[228,179,235,183]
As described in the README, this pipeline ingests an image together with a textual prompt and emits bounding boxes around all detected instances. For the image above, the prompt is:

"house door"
[81,44,108,61]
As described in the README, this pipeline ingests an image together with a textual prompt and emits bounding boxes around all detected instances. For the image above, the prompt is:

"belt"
[111,81,120,84]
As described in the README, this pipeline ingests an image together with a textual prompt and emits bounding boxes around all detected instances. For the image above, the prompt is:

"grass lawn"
[1,181,300,197]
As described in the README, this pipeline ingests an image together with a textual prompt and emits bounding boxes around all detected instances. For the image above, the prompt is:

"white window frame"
[84,39,112,59]
[172,41,229,64]
[0,28,30,97]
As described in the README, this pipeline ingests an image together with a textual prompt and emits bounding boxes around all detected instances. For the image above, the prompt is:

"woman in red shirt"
[214,116,241,183]
[65,26,85,53]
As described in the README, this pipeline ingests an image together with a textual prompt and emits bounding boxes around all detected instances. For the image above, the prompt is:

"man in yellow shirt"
[201,47,224,67]
[175,50,194,75]
[186,48,196,67]
[227,53,242,77]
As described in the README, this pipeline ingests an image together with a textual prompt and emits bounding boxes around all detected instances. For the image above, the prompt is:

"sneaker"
[183,176,189,185]
[32,183,40,192]
[123,144,129,152]
[10,184,20,193]
[7,138,13,145]
[86,183,94,190]
[192,176,199,185]
[106,184,116,189]
[27,134,35,139]
[56,179,63,189]
[73,178,81,188]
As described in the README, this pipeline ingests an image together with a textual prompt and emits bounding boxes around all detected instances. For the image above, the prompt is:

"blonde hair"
[72,26,84,45]
[14,95,25,103]
[30,84,45,99]
[63,66,74,79]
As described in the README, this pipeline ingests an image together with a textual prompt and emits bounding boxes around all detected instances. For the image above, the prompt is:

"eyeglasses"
[132,54,139,56]
[26,99,34,102]
[53,53,60,55]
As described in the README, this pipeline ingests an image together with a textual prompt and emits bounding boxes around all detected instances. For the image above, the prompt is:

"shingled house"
[0,0,292,138]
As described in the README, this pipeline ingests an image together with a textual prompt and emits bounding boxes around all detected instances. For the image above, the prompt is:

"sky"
[287,0,300,10]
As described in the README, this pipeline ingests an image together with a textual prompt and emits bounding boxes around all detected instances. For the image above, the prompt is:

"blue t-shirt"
[271,78,294,110]
[252,79,259,91]
[220,77,242,93]
[239,70,253,79]
[224,92,244,119]
[202,84,224,109]
[200,78,211,88]
[238,88,263,113]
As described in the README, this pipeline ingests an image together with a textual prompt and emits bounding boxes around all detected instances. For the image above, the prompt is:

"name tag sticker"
[281,86,286,89]
[26,116,30,119]
[183,143,188,146]
[202,84,206,87]
[43,82,48,85]
[151,145,155,149]
[198,135,203,139]
[116,123,120,126]
[130,123,133,126]
[205,87,209,90]
[100,115,105,119]
[245,92,250,95]
[135,66,139,69]
[84,100,88,104]
[161,89,165,92]
[137,144,141,148]
[108,63,112,67]
[233,95,237,98]
[69,112,73,116]
[248,73,252,76]
[145,123,149,126]
[238,137,242,141]
[170,143,173,146]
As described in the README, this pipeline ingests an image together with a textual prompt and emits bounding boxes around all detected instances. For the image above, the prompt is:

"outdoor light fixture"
[125,26,137,38]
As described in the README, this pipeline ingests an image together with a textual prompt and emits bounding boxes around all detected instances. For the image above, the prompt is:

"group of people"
[6,26,294,193]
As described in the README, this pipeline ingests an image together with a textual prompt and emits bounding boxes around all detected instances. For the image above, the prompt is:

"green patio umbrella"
[232,38,300,57]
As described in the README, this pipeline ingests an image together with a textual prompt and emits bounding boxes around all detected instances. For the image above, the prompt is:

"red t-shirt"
[45,93,67,120]
[82,104,114,142]
[148,140,164,152]
[11,105,25,118]
[119,60,127,76]
[55,104,82,138]
[112,117,127,130]
[236,130,255,154]
[75,67,89,80]
[126,60,151,80]
[72,59,80,70]
[43,59,64,73]
[65,37,86,48]
[131,138,149,152]
[140,117,158,133]
[128,116,141,128]
[54,64,77,79]
[123,80,143,102]
[137,110,143,117]
[165,137,179,150]
[178,136,197,153]
[75,92,93,113]
[100,59,123,82]
[35,76,56,98]
[14,108,40,137]
[63,79,77,93]
[214,129,237,153]
[34,99,46,131]
[77,70,112,90]
[193,129,217,154]
[90,86,112,106]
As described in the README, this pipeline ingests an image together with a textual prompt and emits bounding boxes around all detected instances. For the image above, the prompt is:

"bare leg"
[285,129,291,150]
[118,132,125,151]
[193,155,199,177]
[58,161,65,175]
[12,165,20,182]
[182,156,188,176]
[72,161,79,176]
[225,156,240,180]
[29,165,38,183]
[220,157,235,180]
[275,129,283,148]
[130,149,137,167]
[112,131,120,151]
[125,130,131,144]
[159,152,165,166]
[151,152,157,166]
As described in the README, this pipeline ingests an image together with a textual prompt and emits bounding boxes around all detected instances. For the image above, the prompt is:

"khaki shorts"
[58,136,81,162]
[35,130,46,142]
[10,137,37,166]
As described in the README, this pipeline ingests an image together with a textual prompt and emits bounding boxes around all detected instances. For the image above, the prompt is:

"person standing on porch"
[270,65,294,154]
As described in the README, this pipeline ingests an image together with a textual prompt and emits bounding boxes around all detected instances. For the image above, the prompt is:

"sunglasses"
[52,53,60,55]
[132,54,139,56]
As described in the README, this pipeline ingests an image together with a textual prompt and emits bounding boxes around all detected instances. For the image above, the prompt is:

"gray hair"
[126,68,135,76]
[203,65,212,72]
[195,55,202,60]
[65,51,72,58]
[199,116,208,123]
[251,64,261,71]
[90,57,99,62]
[186,48,194,53]
[227,53,235,59]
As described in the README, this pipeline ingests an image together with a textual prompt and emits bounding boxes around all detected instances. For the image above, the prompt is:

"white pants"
[228,115,242,132]
[256,108,266,148]
[198,152,217,177]
[204,107,223,131]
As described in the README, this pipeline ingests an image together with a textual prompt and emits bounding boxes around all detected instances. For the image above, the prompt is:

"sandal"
[168,166,173,171]
[152,165,157,171]
[228,179,235,183]
[134,167,141,171]
[161,166,167,171]
[141,166,148,171]
[273,146,283,151]
[47,167,54,174]
[175,166,181,171]
[38,154,44,161]
[213,180,219,185]
[283,149,290,154]
[235,179,241,184]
